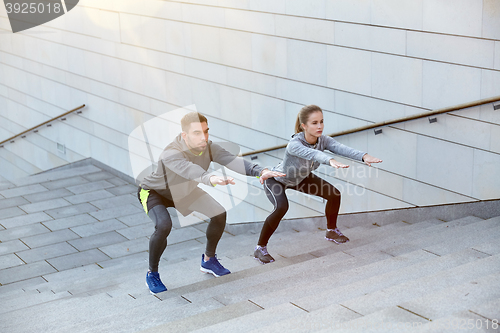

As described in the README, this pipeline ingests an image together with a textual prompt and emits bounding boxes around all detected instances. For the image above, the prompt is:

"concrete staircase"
[0,162,499,332]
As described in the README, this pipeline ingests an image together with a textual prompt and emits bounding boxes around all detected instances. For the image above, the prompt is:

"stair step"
[291,226,500,313]
[308,253,500,317]
[12,165,102,187]
[162,220,430,305]
[240,219,498,310]
[230,219,491,310]
[315,271,500,333]
[141,300,263,333]
[193,302,306,333]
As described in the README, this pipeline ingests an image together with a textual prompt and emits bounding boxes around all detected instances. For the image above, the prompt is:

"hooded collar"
[293,131,320,147]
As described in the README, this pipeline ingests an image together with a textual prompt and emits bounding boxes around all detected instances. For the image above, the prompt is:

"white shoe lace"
[257,246,270,256]
[328,228,345,237]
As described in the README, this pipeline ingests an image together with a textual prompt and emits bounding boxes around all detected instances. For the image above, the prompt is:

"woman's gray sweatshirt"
[272,132,366,186]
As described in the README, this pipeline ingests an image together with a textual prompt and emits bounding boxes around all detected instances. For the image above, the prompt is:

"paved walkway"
[1,163,499,332]
[0,164,215,287]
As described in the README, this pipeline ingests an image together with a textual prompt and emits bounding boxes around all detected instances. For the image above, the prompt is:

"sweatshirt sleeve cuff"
[201,172,214,186]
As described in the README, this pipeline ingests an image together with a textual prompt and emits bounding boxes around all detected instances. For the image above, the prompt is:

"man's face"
[182,121,209,153]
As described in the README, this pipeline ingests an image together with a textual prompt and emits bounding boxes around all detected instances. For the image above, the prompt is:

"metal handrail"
[0,104,86,147]
[242,96,500,156]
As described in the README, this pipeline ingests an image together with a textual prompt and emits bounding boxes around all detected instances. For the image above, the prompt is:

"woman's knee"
[326,187,341,203]
[274,200,289,218]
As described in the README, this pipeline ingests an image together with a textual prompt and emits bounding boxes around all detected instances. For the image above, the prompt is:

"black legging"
[147,194,226,272]
[258,173,341,246]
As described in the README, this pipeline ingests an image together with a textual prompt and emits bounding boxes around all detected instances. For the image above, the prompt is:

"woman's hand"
[362,154,383,167]
[259,169,286,184]
[210,175,236,186]
[330,159,349,169]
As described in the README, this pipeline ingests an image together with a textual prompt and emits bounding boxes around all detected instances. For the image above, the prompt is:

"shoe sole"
[200,267,231,277]
[254,256,274,265]
[325,236,349,244]
[145,281,167,295]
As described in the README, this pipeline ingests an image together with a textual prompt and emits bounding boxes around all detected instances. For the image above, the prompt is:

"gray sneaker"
[254,246,275,264]
[325,228,349,244]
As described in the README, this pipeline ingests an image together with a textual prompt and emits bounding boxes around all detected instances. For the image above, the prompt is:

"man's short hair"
[181,112,208,132]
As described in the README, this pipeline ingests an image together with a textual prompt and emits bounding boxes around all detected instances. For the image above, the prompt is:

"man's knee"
[155,221,172,236]
[211,210,227,225]
[149,206,173,237]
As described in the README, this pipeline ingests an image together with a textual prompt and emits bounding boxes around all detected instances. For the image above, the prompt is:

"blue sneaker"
[200,254,231,277]
[145,271,167,294]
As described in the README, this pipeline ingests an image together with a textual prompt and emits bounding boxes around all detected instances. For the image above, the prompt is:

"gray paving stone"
[47,249,110,271]
[0,207,26,220]
[42,262,102,284]
[0,196,30,210]
[16,242,79,263]
[22,188,73,203]
[107,177,130,186]
[89,204,143,221]
[12,165,102,186]
[44,203,99,219]
[68,231,128,251]
[19,198,72,214]
[0,211,53,229]
[0,253,25,270]
[168,227,206,245]
[83,171,115,182]
[99,237,149,258]
[106,185,138,196]
[42,214,98,231]
[21,229,80,248]
[0,261,57,285]
[116,223,154,240]
[117,212,151,226]
[0,223,50,242]
[70,219,128,238]
[0,289,72,316]
[0,184,48,199]
[0,182,14,191]
[41,176,89,190]
[0,240,30,256]
[65,189,115,205]
[0,194,4,199]
[0,276,47,296]
[66,180,115,194]
[89,194,138,210]
[97,251,148,269]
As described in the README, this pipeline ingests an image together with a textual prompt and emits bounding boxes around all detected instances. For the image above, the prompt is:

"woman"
[254,105,382,264]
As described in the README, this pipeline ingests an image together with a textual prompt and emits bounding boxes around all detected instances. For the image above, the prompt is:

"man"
[137,112,285,294]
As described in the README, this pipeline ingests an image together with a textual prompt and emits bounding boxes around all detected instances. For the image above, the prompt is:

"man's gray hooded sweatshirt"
[140,133,265,204]
[272,132,366,187]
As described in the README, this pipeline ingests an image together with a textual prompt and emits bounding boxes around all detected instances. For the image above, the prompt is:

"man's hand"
[330,159,349,169]
[259,169,286,184]
[362,154,383,167]
[210,175,236,186]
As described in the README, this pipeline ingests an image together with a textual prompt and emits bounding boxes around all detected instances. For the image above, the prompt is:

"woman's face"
[302,111,324,138]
